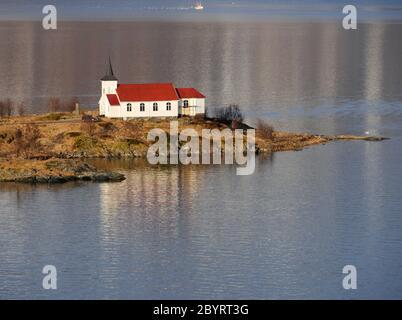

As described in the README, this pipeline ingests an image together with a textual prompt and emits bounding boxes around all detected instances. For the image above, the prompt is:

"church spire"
[101,56,118,81]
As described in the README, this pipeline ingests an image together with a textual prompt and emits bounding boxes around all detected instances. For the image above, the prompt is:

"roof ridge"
[119,82,174,86]
[116,83,180,102]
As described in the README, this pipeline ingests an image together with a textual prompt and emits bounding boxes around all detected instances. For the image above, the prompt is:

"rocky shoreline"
[0,112,389,183]
[0,159,125,183]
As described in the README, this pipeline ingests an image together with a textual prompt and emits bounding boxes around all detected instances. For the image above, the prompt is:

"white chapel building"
[99,59,206,119]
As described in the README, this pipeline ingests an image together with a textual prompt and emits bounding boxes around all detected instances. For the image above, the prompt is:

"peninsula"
[0,109,388,183]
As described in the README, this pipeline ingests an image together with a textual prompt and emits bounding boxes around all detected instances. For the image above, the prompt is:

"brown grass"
[0,112,387,160]
[256,120,274,140]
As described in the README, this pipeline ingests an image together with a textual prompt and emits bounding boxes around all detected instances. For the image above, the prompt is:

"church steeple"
[101,56,118,81]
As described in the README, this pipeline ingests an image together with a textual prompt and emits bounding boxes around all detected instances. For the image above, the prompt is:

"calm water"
[1,21,402,299]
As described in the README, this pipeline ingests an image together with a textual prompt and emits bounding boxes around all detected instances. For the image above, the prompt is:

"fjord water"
[1,21,402,299]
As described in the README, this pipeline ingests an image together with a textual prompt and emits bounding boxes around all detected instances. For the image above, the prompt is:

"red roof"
[176,88,206,99]
[116,83,179,102]
[107,94,120,106]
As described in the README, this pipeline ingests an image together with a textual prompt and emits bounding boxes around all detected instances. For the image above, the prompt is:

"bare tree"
[64,96,79,113]
[0,101,4,117]
[257,120,274,140]
[0,99,13,117]
[4,99,13,117]
[17,102,26,116]
[48,97,61,112]
[215,104,244,123]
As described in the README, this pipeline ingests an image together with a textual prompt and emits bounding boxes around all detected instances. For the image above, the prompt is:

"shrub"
[5,99,13,116]
[17,102,26,116]
[215,104,244,124]
[24,124,41,149]
[52,133,65,144]
[0,99,13,117]
[80,122,96,136]
[41,113,64,121]
[64,97,78,113]
[257,120,274,140]
[14,124,41,158]
[65,131,81,138]
[0,130,15,144]
[113,138,144,157]
[48,97,61,112]
[73,136,98,151]
[82,114,100,122]
[98,121,116,135]
[122,121,143,140]
[14,129,23,156]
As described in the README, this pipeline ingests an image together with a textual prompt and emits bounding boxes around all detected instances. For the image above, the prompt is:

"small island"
[0,108,388,184]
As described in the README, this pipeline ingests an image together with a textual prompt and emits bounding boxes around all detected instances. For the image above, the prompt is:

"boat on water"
[194,1,204,10]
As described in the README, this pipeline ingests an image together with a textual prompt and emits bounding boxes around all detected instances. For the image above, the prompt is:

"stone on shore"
[0,159,125,184]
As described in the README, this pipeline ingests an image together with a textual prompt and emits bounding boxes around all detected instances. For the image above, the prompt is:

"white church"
[99,59,206,119]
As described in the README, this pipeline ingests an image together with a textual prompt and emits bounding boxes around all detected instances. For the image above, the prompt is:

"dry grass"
[256,120,274,140]
[0,111,385,161]
[0,158,125,183]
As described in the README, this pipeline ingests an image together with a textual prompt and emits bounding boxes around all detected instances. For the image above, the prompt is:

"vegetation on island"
[0,99,389,183]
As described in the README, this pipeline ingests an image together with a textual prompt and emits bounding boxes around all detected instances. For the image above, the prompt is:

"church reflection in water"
[96,160,215,242]
[98,160,205,214]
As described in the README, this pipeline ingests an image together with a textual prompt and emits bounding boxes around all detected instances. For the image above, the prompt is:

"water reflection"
[1,21,401,120]
[1,143,402,299]
[1,20,402,299]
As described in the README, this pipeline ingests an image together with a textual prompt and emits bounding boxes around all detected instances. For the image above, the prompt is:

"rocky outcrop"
[0,159,125,184]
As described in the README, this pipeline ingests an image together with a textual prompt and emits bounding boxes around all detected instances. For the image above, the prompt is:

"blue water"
[1,20,402,299]
[2,0,402,21]
[1,137,402,299]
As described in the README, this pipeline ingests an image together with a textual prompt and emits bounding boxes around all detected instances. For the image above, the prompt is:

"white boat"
[194,1,204,10]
